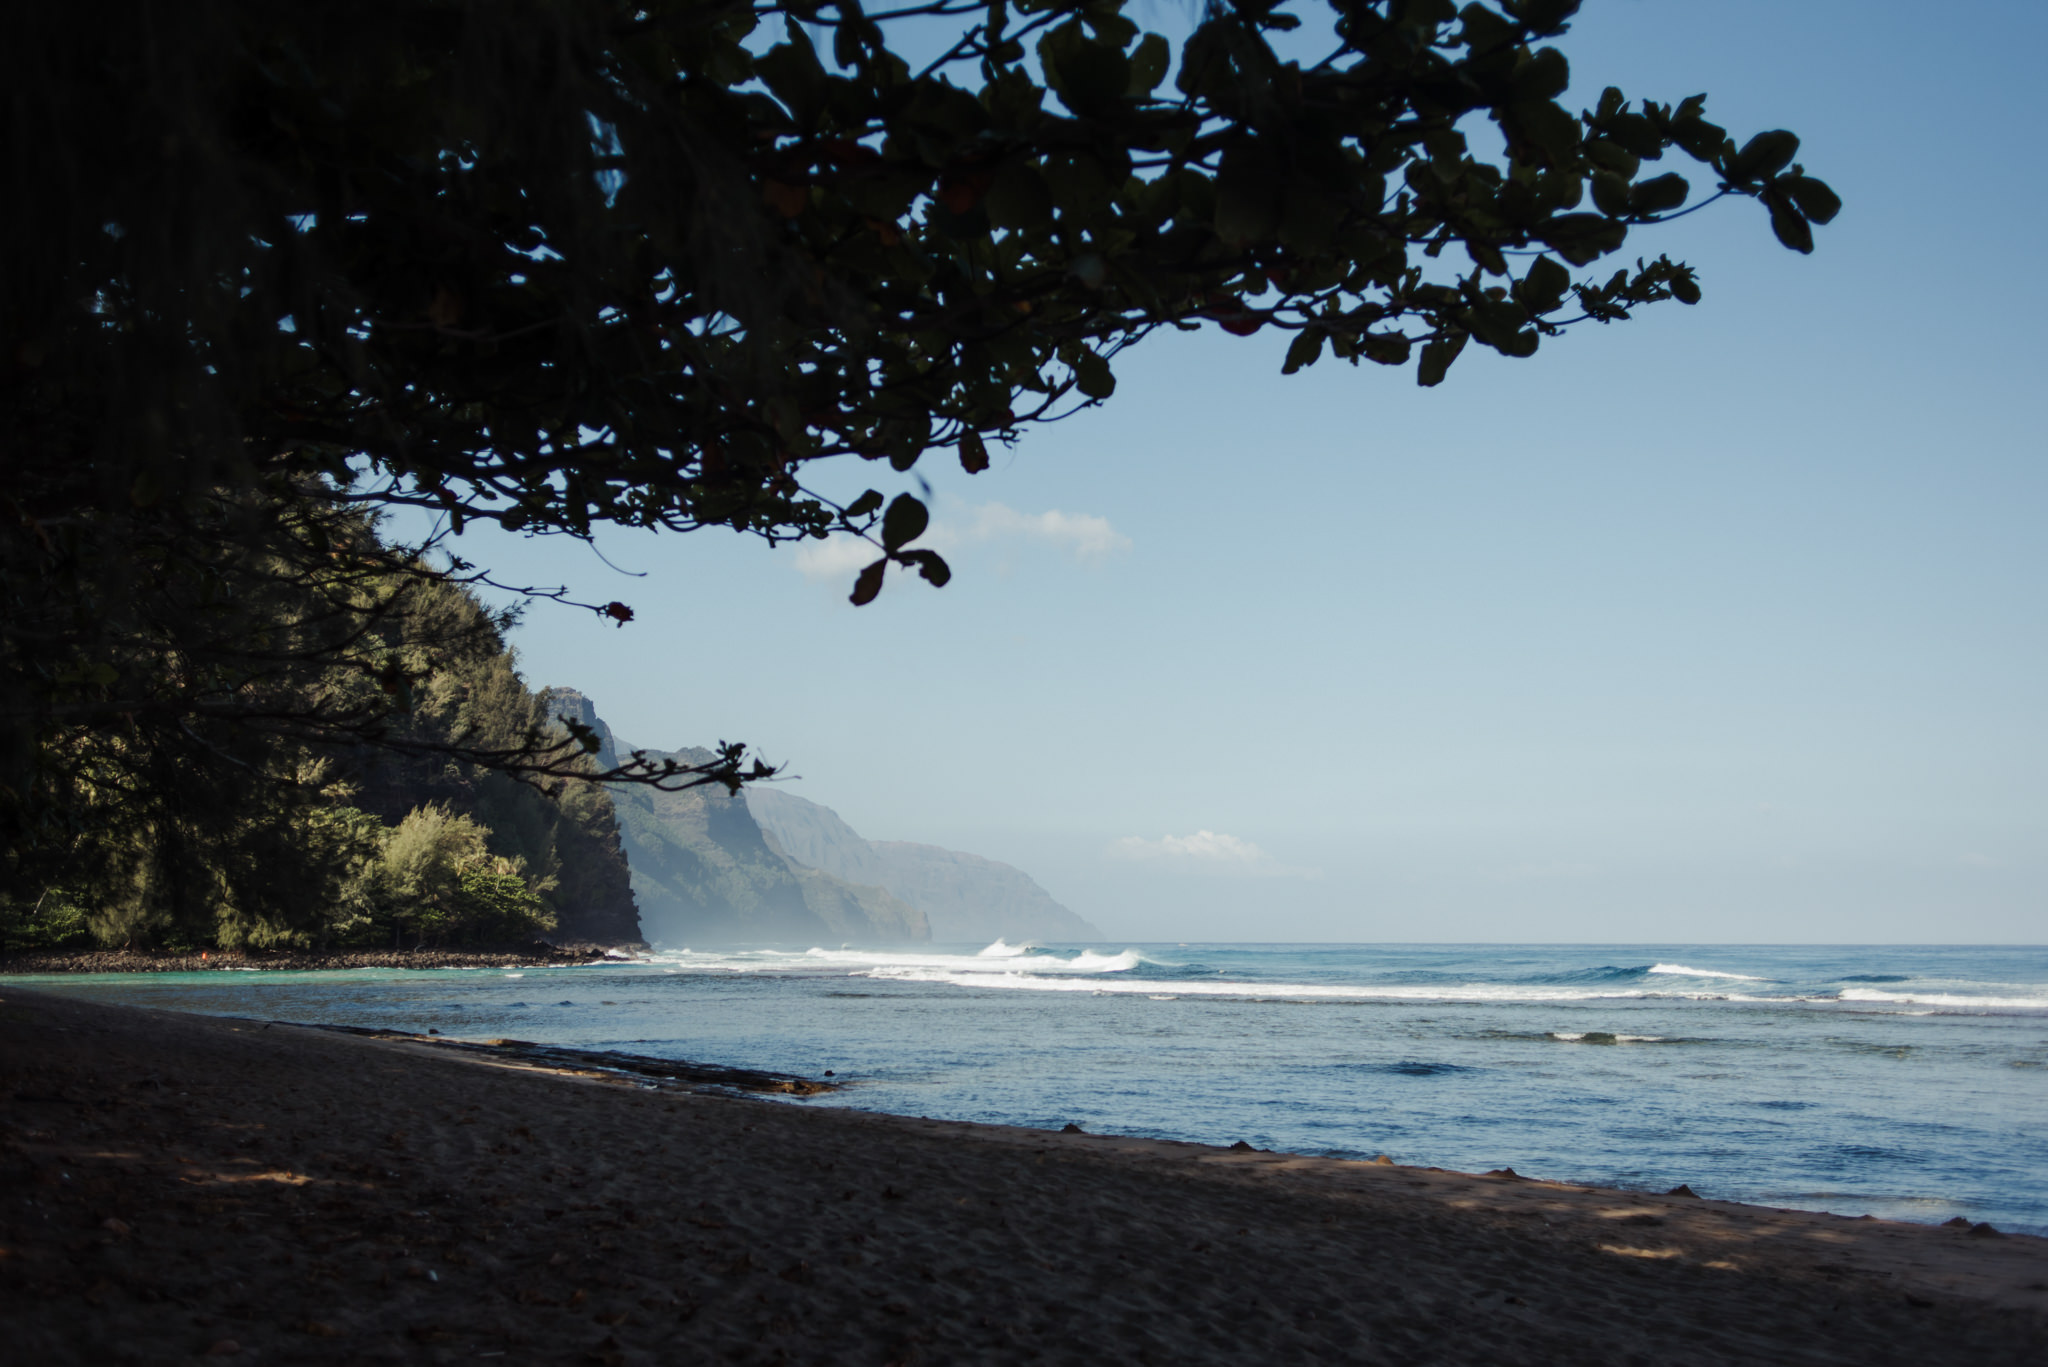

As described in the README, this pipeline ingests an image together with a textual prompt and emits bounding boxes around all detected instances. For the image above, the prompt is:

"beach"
[3,988,2045,1364]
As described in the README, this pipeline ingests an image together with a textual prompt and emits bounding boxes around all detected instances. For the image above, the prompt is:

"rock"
[1943,1216,1974,1228]
[1969,1222,2004,1238]
[1229,1140,1256,1152]
[1666,1184,1699,1198]
[1370,1155,1394,1166]
[1485,1168,1520,1179]
[1061,1123,1085,1134]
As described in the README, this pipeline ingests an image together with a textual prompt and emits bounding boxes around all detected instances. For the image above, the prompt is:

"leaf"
[1585,138,1640,179]
[1128,33,1170,95]
[1538,214,1628,266]
[1727,130,1800,182]
[1519,254,1570,313]
[849,559,886,606]
[1767,195,1814,253]
[1781,175,1841,225]
[1503,0,1580,34]
[880,493,929,551]
[1510,47,1571,101]
[1669,115,1726,162]
[1040,24,1128,117]
[1282,328,1324,374]
[1359,331,1412,366]
[1072,348,1115,399]
[959,430,990,474]
[1416,333,1468,387]
[900,548,952,586]
[1508,99,1579,167]
[1589,171,1632,218]
[844,489,884,518]
[1629,172,1689,216]
[756,34,827,126]
[1602,113,1662,159]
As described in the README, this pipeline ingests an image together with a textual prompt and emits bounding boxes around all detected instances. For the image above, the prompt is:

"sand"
[2,988,2044,1365]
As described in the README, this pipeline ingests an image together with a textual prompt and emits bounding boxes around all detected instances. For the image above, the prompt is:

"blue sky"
[448,1,2048,943]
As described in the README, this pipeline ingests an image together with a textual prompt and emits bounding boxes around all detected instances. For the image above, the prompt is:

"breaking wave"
[1648,963,1768,981]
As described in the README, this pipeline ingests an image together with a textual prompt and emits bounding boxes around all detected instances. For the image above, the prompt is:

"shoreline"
[0,944,634,975]
[4,988,2045,1364]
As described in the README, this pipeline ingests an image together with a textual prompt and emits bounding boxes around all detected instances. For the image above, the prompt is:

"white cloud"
[792,534,878,582]
[1114,827,1269,860]
[1109,830,1321,879]
[1112,830,1269,862]
[790,500,1129,583]
[951,503,1131,564]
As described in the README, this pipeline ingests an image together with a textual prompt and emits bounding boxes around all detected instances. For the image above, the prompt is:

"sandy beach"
[3,987,2044,1365]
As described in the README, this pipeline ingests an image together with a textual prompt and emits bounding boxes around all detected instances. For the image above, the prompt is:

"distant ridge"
[745,788,1099,943]
[544,691,927,944]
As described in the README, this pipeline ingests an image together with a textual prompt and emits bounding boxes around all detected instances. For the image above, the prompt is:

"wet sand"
[2,987,2044,1364]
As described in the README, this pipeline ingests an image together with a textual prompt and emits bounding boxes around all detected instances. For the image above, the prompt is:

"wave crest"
[1648,963,1766,982]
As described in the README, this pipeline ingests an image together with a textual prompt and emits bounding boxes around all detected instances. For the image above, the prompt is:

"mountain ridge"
[745,788,1099,943]
[540,697,927,944]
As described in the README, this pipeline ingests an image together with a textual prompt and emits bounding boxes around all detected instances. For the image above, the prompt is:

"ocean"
[16,942,2048,1236]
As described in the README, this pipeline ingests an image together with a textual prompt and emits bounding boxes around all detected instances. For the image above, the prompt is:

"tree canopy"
[3,0,1833,913]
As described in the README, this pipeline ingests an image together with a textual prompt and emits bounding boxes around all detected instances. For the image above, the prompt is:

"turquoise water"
[15,942,2048,1235]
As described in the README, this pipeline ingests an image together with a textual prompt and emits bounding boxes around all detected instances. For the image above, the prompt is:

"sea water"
[15,943,2048,1236]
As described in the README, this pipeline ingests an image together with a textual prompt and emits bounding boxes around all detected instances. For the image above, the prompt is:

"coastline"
[3,988,2044,1365]
[0,945,631,976]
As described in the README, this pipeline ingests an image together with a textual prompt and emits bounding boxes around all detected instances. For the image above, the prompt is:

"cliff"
[745,788,1099,943]
[552,706,926,945]
[539,686,621,771]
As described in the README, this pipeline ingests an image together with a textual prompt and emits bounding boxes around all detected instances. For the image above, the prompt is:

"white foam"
[1839,988,2048,1013]
[1550,1031,1666,1043]
[1648,963,1766,981]
[642,945,1148,977]
[861,970,1764,1004]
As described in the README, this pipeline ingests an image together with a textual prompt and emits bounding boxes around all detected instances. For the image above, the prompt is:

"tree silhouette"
[3,0,1834,880]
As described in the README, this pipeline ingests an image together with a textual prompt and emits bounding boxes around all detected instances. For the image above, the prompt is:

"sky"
[436,0,2048,943]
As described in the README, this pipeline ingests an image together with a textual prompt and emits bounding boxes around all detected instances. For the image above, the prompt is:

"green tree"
[347,803,557,948]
